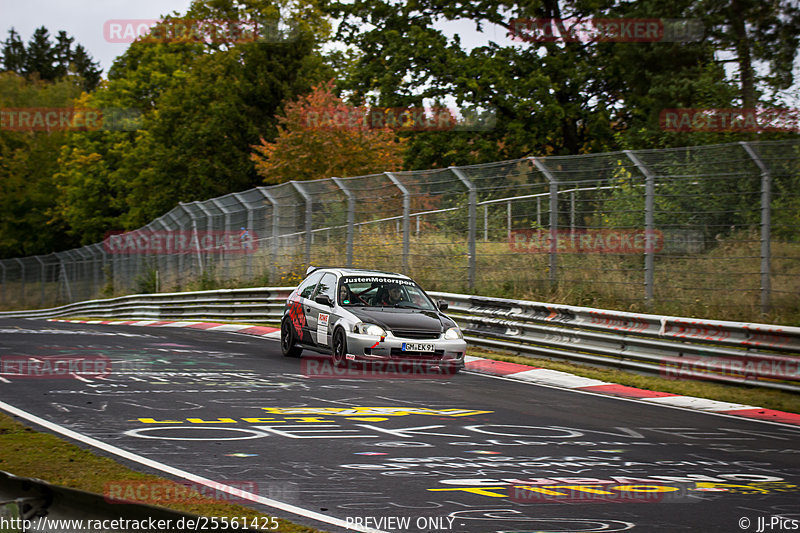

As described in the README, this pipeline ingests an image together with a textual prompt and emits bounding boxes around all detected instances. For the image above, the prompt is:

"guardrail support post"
[449,167,477,290]
[740,142,772,315]
[531,158,559,287]
[385,172,410,274]
[331,177,355,268]
[624,150,656,307]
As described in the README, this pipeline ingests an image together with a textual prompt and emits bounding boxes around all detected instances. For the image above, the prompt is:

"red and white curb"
[47,319,799,427]
[48,319,281,339]
[463,355,800,427]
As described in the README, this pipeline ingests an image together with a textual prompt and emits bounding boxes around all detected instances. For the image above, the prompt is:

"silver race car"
[280,267,466,372]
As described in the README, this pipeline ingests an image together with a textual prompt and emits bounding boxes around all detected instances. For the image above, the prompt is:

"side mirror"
[315,294,333,307]
[437,300,449,311]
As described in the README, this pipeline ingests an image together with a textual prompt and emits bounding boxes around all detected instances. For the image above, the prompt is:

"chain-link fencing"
[1,139,798,323]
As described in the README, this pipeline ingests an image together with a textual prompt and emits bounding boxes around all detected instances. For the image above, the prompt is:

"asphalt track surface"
[0,317,799,533]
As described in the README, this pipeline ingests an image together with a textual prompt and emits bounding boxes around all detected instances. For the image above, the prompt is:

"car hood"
[347,307,455,332]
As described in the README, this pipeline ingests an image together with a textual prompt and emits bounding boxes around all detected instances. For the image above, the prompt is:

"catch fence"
[1,139,799,322]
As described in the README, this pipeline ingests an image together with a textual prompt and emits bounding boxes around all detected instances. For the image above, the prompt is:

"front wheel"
[281,319,302,358]
[331,328,348,367]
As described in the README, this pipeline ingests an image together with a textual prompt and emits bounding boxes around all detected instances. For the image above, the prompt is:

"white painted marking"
[207,324,252,332]
[511,368,610,388]
[0,399,387,533]
[642,395,755,412]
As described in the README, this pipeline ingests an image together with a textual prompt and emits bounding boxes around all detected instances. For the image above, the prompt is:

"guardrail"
[0,287,294,322]
[1,288,798,392]
[0,470,233,531]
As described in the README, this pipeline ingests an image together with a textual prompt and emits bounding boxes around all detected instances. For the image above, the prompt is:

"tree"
[250,81,407,183]
[1,29,26,72]
[324,0,764,163]
[696,0,800,108]
[54,0,333,237]
[0,73,84,257]
[0,26,102,91]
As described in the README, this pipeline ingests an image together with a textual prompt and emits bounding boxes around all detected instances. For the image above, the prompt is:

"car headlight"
[355,323,387,336]
[444,327,463,340]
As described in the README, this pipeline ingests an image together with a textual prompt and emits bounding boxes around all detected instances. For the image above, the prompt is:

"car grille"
[391,330,441,340]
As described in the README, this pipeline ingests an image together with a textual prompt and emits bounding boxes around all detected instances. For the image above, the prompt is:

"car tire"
[281,318,302,358]
[331,328,347,367]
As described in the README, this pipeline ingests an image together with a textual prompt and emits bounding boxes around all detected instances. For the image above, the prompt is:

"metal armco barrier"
[0,287,294,322]
[0,471,237,532]
[1,287,798,392]
[431,291,800,393]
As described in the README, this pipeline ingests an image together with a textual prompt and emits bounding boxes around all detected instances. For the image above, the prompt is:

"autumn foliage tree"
[250,81,406,184]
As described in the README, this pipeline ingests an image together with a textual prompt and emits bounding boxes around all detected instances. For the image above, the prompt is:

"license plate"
[402,343,435,352]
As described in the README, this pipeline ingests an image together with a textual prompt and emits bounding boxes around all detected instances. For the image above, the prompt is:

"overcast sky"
[4,0,199,73]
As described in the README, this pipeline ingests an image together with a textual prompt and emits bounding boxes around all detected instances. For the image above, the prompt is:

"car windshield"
[338,276,437,310]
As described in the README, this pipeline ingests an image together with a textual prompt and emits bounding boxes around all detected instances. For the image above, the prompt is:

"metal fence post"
[35,256,45,308]
[449,167,476,290]
[290,181,313,269]
[385,172,410,274]
[531,158,559,287]
[624,150,656,306]
[484,204,489,241]
[179,203,203,277]
[59,252,73,302]
[257,187,280,282]
[507,200,512,241]
[0,261,5,306]
[232,192,254,280]
[331,177,355,268]
[15,258,25,306]
[740,141,772,314]
[165,211,183,289]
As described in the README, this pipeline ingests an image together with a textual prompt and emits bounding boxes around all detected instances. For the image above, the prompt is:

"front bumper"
[344,332,466,368]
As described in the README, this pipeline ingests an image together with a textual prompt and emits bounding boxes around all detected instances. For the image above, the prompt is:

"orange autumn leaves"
[250,81,406,184]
